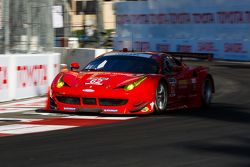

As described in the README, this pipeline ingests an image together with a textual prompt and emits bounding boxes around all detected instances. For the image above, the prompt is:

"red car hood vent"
[62,72,145,88]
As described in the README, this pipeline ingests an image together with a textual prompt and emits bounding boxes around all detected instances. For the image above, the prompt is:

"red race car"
[44,51,215,115]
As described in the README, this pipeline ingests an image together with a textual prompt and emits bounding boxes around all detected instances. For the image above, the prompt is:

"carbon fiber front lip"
[76,108,102,113]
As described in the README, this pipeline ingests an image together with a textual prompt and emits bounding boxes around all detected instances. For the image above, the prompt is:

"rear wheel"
[154,81,167,113]
[201,77,213,107]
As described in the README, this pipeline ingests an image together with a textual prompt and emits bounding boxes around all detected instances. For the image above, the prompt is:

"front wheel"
[154,81,167,113]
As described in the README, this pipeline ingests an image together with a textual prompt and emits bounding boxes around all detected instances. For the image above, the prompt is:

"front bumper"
[49,88,155,115]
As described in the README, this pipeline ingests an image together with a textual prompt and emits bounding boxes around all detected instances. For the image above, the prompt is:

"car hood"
[62,71,146,89]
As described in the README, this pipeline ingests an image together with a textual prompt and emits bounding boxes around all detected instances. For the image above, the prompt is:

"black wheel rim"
[156,83,167,111]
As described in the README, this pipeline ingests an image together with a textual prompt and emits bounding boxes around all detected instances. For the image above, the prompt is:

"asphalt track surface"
[0,60,250,167]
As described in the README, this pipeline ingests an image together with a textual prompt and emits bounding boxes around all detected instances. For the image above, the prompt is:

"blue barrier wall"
[114,0,250,61]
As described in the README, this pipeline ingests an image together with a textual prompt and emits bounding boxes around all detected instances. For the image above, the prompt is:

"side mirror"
[172,65,183,72]
[70,62,80,71]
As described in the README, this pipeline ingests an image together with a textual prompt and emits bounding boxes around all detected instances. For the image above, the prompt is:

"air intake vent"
[82,98,97,105]
[56,96,80,105]
[99,99,128,106]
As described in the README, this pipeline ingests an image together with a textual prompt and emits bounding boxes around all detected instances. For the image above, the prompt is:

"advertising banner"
[15,55,51,99]
[0,56,10,101]
[0,53,60,102]
[114,0,250,61]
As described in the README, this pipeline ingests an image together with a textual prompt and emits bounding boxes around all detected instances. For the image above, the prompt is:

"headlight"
[124,76,147,91]
[56,75,65,88]
[124,83,135,91]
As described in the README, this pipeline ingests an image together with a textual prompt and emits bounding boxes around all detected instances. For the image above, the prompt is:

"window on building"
[76,1,84,15]
[84,1,97,14]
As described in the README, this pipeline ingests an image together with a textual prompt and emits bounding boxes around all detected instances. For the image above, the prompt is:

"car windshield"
[83,55,159,74]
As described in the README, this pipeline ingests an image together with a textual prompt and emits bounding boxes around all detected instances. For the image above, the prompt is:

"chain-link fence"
[0,0,54,54]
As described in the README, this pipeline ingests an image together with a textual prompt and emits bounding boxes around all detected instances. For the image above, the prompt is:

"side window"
[172,57,182,66]
[168,56,179,66]
[163,56,180,75]
[163,57,173,75]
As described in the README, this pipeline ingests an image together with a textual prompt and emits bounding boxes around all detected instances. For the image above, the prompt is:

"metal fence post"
[3,0,9,54]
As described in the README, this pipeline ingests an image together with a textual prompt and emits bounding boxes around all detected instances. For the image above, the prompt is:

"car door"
[162,56,190,105]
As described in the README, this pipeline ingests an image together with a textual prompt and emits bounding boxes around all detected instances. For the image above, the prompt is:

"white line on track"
[0,116,136,136]
[23,111,72,116]
[0,108,35,114]
[0,124,75,135]
[66,115,136,120]
[0,97,46,114]
[0,97,46,108]
[0,118,43,122]
[23,112,137,120]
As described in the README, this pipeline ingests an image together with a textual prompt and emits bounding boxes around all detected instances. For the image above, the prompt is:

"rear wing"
[165,52,214,62]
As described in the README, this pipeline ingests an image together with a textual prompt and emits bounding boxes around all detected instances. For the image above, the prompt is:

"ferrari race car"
[44,51,215,115]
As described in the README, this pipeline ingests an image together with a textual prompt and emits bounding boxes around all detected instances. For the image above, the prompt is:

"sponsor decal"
[117,11,250,25]
[168,77,177,84]
[85,77,109,85]
[179,80,188,85]
[191,78,197,92]
[198,42,217,52]
[156,44,171,52]
[168,77,176,97]
[0,66,8,90]
[82,89,95,93]
[103,109,118,113]
[178,80,188,89]
[177,44,192,53]
[224,43,247,53]
[191,78,197,84]
[17,65,47,88]
[64,107,76,111]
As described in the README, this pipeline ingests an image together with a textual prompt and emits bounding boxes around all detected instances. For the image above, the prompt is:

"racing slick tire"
[154,81,168,113]
[201,77,213,107]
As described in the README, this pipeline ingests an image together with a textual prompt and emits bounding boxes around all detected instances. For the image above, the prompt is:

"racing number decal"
[85,78,109,85]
